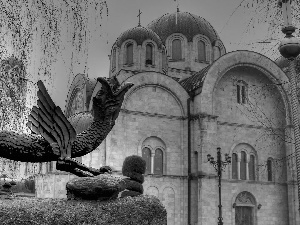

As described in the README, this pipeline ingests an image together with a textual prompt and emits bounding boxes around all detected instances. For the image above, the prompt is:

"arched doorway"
[234,191,256,225]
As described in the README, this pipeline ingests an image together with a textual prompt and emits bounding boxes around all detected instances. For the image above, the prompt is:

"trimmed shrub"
[122,171,144,184]
[0,195,167,224]
[9,180,16,186]
[66,174,122,201]
[2,182,12,189]
[119,190,142,198]
[119,178,144,194]
[99,166,112,174]
[122,155,146,175]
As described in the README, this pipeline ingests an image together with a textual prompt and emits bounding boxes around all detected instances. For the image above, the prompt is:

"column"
[237,152,241,180]
[151,152,155,174]
[246,154,250,180]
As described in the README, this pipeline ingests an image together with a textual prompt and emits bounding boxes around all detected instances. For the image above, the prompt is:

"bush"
[122,155,146,175]
[4,179,35,194]
[9,180,16,186]
[122,171,144,184]
[0,195,167,224]
[120,178,144,193]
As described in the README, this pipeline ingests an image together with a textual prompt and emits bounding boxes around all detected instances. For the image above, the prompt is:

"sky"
[86,0,271,79]
[49,0,280,109]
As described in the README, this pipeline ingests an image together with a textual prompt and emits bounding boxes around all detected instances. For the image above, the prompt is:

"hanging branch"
[0,0,108,180]
[225,0,300,59]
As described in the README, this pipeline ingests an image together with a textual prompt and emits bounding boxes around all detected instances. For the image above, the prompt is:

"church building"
[35,10,299,225]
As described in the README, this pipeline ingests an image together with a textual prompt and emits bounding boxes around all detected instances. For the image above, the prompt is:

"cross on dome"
[137,9,142,26]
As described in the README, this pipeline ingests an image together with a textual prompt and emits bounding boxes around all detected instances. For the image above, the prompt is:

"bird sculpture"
[0,77,134,176]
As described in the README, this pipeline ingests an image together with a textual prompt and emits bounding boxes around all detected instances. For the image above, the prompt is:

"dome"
[68,111,93,134]
[115,26,163,49]
[147,11,221,43]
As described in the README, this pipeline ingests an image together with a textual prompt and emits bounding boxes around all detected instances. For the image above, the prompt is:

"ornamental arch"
[233,191,257,225]
[119,72,189,117]
[197,50,291,126]
[140,136,166,175]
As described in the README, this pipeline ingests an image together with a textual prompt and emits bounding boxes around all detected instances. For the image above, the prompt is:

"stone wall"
[143,175,187,225]
[200,177,289,225]
[35,173,77,198]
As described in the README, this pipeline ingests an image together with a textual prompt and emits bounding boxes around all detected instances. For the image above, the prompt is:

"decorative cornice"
[120,108,186,120]
[198,174,289,186]
[145,174,188,179]
[217,121,285,131]
[168,67,197,75]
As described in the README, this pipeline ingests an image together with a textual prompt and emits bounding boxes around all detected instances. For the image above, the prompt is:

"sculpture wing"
[26,80,76,158]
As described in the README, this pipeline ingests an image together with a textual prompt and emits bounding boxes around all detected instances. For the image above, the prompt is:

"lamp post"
[207,147,231,225]
[278,0,300,211]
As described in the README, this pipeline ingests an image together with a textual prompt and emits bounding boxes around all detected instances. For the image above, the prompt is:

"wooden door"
[235,206,253,225]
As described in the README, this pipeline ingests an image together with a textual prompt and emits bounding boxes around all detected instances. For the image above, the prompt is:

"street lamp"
[207,147,231,225]
[278,0,300,211]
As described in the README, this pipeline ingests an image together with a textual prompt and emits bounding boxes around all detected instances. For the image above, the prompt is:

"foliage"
[0,0,108,110]
[237,0,300,59]
[241,0,300,33]
[0,195,167,225]
[66,174,122,201]
[0,0,108,181]
[122,155,146,175]
[0,178,34,194]
[122,178,144,193]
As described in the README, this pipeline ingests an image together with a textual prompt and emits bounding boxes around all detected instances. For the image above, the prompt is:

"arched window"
[154,148,163,175]
[267,158,273,181]
[232,153,238,179]
[126,43,133,65]
[240,151,247,180]
[214,46,221,60]
[25,162,28,176]
[237,80,247,104]
[146,44,153,65]
[142,147,151,174]
[198,40,206,62]
[48,162,53,172]
[112,48,116,69]
[249,155,255,180]
[39,162,43,174]
[172,39,182,60]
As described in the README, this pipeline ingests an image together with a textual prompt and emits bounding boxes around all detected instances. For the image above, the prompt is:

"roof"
[179,65,211,94]
[115,26,163,49]
[147,11,221,43]
[68,112,93,134]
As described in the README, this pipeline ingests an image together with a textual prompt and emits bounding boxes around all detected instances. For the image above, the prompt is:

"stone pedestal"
[35,173,77,198]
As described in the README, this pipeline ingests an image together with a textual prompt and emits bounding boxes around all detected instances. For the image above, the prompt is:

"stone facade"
[34,11,300,225]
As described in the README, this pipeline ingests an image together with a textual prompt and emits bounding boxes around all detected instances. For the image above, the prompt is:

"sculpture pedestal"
[35,173,77,198]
